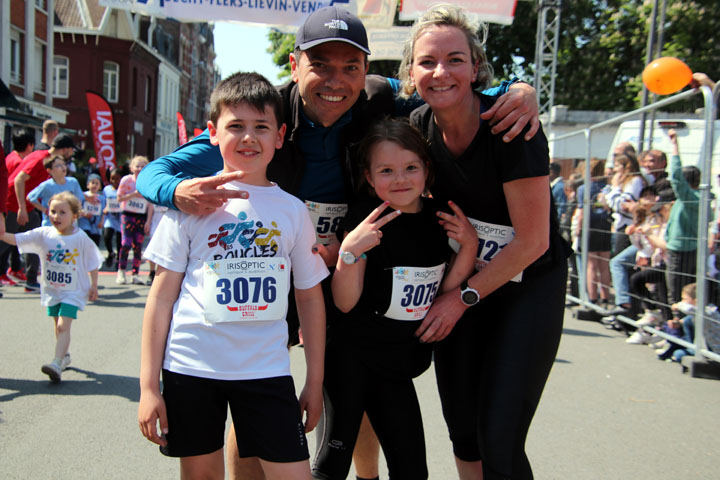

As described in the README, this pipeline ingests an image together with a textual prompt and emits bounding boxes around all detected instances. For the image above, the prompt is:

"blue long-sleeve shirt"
[137,78,517,209]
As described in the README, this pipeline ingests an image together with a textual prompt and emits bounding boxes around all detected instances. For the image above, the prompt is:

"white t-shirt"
[143,181,329,381]
[149,204,168,237]
[16,226,103,309]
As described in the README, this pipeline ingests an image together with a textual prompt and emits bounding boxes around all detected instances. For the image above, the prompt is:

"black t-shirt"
[410,93,566,277]
[331,196,452,378]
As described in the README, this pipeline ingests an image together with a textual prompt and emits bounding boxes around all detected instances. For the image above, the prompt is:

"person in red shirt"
[5,129,35,175]
[0,134,76,291]
[0,143,5,298]
[1,142,7,235]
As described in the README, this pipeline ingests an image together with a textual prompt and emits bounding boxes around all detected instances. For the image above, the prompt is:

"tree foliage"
[267,1,720,111]
[489,0,720,111]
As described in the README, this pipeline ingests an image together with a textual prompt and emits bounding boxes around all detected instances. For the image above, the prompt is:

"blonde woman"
[399,5,570,479]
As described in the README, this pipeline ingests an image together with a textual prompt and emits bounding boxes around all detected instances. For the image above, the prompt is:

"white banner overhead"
[399,0,518,26]
[99,0,398,27]
[367,27,409,61]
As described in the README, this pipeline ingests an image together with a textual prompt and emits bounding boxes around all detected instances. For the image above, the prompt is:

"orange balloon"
[642,57,692,95]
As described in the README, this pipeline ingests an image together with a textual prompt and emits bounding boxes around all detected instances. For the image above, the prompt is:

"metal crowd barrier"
[550,83,720,368]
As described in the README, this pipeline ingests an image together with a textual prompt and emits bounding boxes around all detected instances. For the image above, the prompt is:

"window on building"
[145,75,152,112]
[103,61,119,103]
[10,30,22,84]
[34,41,46,92]
[52,56,69,98]
[35,0,47,11]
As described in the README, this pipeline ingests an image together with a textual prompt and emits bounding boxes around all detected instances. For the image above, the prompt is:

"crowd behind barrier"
[552,83,720,372]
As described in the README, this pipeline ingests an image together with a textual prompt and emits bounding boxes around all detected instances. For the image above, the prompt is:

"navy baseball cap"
[295,6,371,55]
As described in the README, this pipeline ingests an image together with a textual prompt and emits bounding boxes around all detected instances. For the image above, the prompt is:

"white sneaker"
[116,270,127,284]
[41,362,62,382]
[61,353,71,371]
[131,274,144,285]
[626,330,650,344]
[637,311,661,327]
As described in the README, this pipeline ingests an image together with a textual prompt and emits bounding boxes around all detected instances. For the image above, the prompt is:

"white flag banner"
[399,0,517,26]
[367,27,409,61]
[99,0,396,27]
[356,0,397,29]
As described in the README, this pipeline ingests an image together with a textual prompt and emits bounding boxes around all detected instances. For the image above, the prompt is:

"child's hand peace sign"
[340,201,401,260]
[437,201,478,252]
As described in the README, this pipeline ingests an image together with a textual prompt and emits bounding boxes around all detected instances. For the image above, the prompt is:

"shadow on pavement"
[0,367,139,405]
[562,327,611,338]
[90,288,147,308]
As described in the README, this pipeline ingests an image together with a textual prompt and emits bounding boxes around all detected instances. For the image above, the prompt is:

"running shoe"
[104,253,115,269]
[0,274,17,286]
[131,274,144,285]
[116,270,127,284]
[61,353,71,371]
[626,330,651,344]
[41,362,62,383]
[24,282,41,293]
[7,269,27,282]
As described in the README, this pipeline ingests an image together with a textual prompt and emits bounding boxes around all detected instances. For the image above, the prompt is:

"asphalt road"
[1,269,718,479]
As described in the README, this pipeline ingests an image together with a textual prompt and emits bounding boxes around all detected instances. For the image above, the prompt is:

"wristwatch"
[339,250,367,265]
[460,280,481,306]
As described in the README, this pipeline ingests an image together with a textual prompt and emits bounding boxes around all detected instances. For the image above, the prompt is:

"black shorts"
[160,370,309,462]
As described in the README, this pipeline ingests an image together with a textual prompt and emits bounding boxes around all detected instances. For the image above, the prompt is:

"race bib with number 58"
[305,201,348,245]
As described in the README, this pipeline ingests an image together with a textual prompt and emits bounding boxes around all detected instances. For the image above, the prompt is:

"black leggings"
[103,227,121,257]
[312,343,428,480]
[434,259,566,480]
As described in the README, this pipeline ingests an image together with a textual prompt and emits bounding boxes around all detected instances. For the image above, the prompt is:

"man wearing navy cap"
[137,6,539,480]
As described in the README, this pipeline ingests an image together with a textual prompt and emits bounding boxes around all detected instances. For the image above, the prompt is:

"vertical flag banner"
[177,112,188,145]
[85,91,116,184]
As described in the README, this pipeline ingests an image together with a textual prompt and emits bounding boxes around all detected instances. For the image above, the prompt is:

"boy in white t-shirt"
[138,72,328,480]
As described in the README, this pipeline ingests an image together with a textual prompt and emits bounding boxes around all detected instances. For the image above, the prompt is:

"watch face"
[341,251,356,264]
[462,289,479,305]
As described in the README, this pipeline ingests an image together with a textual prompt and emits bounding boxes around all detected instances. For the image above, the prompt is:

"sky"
[213,23,284,82]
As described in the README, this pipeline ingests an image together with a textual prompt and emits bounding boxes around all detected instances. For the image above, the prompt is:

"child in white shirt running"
[138,72,327,480]
[1,191,102,382]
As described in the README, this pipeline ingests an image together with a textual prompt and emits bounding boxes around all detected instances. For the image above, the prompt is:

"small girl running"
[312,118,478,479]
[102,168,123,269]
[116,156,154,285]
[78,173,106,246]
[0,191,102,382]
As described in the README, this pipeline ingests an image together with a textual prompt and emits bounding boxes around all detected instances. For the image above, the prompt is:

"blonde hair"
[49,191,82,217]
[398,4,493,98]
[130,155,149,168]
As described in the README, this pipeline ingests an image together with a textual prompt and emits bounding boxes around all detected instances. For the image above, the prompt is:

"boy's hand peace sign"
[340,202,401,259]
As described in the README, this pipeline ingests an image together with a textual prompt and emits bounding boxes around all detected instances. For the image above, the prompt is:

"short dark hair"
[209,72,283,127]
[356,117,434,195]
[12,129,35,152]
[549,162,562,175]
[683,166,701,189]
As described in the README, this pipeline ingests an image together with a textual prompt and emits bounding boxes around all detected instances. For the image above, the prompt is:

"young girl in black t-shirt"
[311,119,477,480]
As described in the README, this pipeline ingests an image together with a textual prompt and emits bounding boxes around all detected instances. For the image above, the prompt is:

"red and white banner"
[177,112,188,145]
[85,91,116,184]
[193,128,204,139]
[400,0,517,25]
